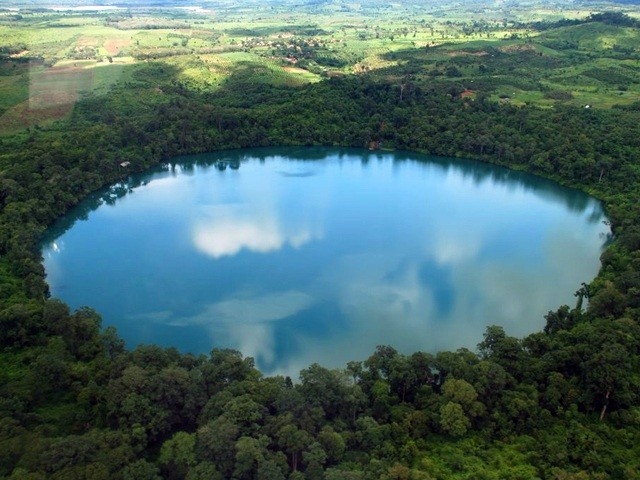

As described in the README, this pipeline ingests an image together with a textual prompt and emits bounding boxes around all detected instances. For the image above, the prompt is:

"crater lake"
[42,147,610,376]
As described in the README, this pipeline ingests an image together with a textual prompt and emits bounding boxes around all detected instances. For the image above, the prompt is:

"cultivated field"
[1,2,640,134]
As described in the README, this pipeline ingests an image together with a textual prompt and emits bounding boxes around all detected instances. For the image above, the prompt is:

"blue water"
[42,147,609,376]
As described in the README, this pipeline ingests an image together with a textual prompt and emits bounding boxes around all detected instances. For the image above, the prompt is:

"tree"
[471,360,509,409]
[388,354,418,403]
[363,345,398,381]
[439,401,470,437]
[233,436,267,480]
[345,361,363,385]
[223,394,265,436]
[325,469,364,480]
[256,458,286,480]
[158,431,196,480]
[354,416,386,452]
[588,281,626,318]
[37,435,97,474]
[276,424,312,472]
[102,325,125,359]
[542,372,577,415]
[0,301,44,347]
[196,417,239,477]
[185,462,223,480]
[202,349,258,395]
[121,459,162,480]
[434,349,479,386]
[544,305,576,334]
[477,326,527,379]
[64,307,103,360]
[298,364,349,421]
[317,427,345,465]
[42,298,70,332]
[583,343,633,420]
[442,378,485,422]
[152,366,206,433]
[302,442,327,480]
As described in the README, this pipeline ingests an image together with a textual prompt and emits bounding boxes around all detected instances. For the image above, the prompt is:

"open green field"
[1,4,640,134]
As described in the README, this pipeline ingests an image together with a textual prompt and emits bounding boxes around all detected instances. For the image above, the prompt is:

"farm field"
[2,3,640,134]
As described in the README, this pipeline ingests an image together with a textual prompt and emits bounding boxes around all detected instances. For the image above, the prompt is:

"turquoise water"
[42,147,609,375]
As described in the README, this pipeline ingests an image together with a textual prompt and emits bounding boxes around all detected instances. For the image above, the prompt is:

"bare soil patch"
[283,66,309,74]
[0,65,96,133]
[499,44,537,53]
[9,50,30,58]
[76,36,99,47]
[448,50,489,57]
[104,38,131,56]
[0,95,75,133]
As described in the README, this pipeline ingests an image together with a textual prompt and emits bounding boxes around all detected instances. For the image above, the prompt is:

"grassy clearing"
[92,61,135,93]
[0,65,30,115]
[215,51,321,87]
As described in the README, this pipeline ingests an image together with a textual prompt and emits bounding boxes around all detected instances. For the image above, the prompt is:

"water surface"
[42,148,609,375]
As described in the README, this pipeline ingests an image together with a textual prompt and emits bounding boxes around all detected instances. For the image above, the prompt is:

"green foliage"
[2,5,640,479]
[439,402,470,437]
[158,431,196,480]
[122,459,162,480]
[588,12,640,28]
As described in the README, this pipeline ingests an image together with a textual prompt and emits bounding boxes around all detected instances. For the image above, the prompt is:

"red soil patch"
[104,38,131,56]
[76,36,99,47]
[0,95,75,133]
[283,66,309,74]
[0,66,94,133]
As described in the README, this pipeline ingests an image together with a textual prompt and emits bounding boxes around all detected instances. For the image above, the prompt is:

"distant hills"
[4,0,640,10]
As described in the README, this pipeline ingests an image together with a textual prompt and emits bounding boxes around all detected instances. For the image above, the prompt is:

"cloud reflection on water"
[170,290,315,327]
[219,220,606,376]
[41,149,609,378]
[154,156,609,375]
[168,290,315,373]
[255,247,597,376]
[192,205,321,258]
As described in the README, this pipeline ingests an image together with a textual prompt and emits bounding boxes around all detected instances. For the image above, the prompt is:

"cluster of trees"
[517,11,639,32]
[2,15,640,480]
[1,299,639,478]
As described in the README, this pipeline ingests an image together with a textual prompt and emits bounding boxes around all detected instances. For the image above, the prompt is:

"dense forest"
[2,10,640,480]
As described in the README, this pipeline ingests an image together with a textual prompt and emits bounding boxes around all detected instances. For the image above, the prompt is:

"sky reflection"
[192,205,321,258]
[41,148,609,376]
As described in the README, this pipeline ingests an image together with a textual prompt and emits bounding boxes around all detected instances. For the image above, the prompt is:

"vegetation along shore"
[1,2,640,478]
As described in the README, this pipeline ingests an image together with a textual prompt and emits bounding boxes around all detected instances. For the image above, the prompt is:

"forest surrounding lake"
[2,3,640,479]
